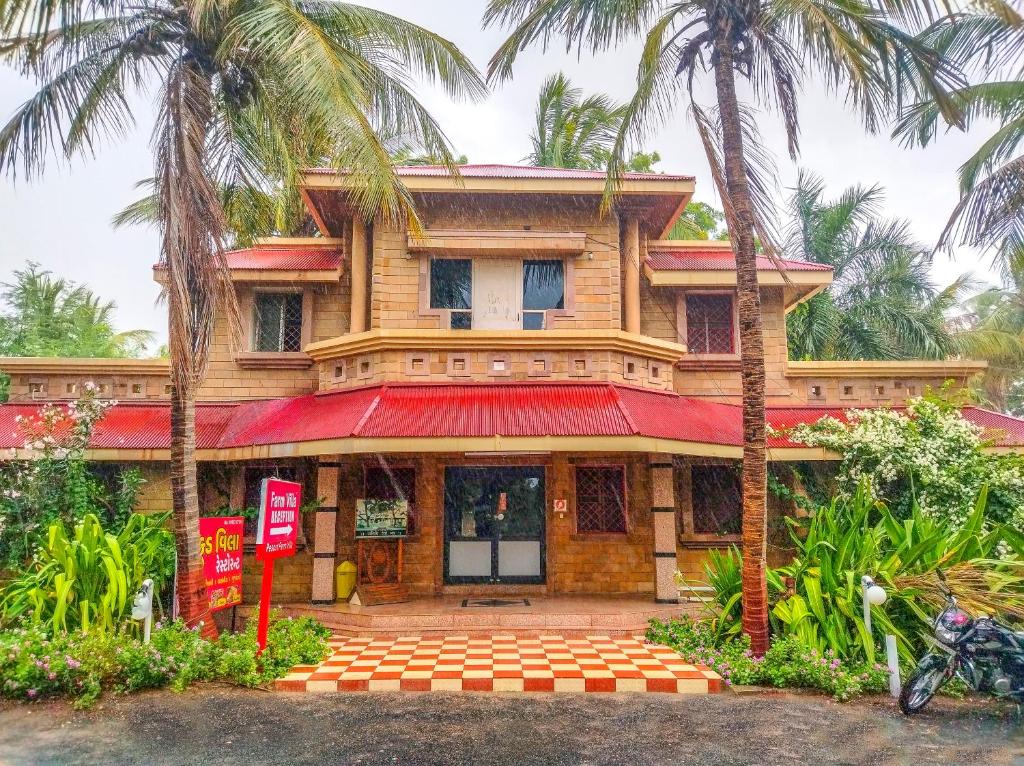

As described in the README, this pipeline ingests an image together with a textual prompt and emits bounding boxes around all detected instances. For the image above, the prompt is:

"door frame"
[442,465,547,585]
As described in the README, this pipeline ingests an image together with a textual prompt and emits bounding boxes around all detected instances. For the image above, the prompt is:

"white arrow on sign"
[269,525,293,537]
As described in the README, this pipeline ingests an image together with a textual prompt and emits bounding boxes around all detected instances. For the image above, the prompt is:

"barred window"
[575,466,626,534]
[691,465,741,536]
[686,294,734,354]
[254,293,303,352]
[365,465,417,534]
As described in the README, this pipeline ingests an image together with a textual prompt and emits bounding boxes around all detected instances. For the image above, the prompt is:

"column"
[623,216,641,334]
[650,455,679,604]
[311,459,341,604]
[350,218,368,334]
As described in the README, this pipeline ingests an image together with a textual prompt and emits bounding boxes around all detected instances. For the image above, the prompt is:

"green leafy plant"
[647,618,889,701]
[0,512,173,635]
[0,613,331,708]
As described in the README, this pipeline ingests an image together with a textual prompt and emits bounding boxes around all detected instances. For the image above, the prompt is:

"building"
[1,164,1017,624]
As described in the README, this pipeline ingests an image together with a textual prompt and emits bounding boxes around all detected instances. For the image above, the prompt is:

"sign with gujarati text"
[256,478,302,560]
[355,499,408,539]
[199,516,244,612]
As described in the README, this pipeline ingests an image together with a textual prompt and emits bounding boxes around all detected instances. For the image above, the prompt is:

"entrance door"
[444,466,545,584]
[472,259,521,329]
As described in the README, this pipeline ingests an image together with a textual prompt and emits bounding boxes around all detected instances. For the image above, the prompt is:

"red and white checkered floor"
[276,635,723,694]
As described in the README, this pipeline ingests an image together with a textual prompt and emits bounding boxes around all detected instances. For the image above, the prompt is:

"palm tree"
[1,1,485,634]
[484,0,972,653]
[1,263,153,358]
[956,254,1024,413]
[895,11,1024,265]
[785,172,964,361]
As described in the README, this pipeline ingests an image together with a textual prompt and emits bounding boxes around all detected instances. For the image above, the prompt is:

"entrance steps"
[249,596,706,639]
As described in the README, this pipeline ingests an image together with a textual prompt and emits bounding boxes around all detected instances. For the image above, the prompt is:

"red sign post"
[199,516,244,612]
[255,478,302,654]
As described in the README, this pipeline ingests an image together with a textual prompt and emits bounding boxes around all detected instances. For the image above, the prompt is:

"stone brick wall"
[370,196,622,332]
[197,282,348,400]
[6,374,169,402]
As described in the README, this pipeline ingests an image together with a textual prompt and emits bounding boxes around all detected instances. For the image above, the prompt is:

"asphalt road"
[0,687,1021,766]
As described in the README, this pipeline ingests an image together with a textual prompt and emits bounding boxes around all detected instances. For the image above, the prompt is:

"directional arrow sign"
[256,477,302,561]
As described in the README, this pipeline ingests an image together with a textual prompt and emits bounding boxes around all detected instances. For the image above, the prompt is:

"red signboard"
[199,516,244,612]
[256,478,302,560]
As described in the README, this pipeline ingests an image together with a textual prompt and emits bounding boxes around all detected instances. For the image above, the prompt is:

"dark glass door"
[443,466,546,584]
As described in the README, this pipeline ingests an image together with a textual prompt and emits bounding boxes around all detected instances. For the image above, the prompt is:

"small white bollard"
[131,578,154,644]
[886,634,901,697]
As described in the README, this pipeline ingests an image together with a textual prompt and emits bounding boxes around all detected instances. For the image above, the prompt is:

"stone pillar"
[311,459,341,604]
[623,216,641,334]
[350,218,368,334]
[650,455,679,603]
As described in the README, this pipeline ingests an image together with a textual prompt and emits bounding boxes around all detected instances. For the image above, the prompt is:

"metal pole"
[886,634,901,697]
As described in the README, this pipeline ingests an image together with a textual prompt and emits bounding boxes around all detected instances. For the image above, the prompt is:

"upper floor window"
[254,292,303,352]
[686,293,734,354]
[430,259,472,329]
[428,258,566,330]
[575,465,627,534]
[522,260,564,330]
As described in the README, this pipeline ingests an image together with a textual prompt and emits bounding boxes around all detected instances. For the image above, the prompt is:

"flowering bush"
[786,392,1024,528]
[646,618,889,701]
[0,383,143,567]
[0,613,331,708]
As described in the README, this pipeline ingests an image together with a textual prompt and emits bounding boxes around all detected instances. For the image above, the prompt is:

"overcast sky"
[0,0,998,348]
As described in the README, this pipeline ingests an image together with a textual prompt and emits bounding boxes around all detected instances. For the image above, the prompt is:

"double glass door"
[443,466,545,584]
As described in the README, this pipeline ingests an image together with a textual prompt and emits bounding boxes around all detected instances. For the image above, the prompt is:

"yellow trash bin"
[335,560,357,601]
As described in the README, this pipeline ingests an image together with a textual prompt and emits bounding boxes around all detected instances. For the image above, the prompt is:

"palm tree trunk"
[169,292,216,640]
[711,23,770,656]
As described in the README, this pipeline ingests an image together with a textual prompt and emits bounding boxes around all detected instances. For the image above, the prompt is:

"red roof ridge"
[353,385,385,436]
[609,385,640,435]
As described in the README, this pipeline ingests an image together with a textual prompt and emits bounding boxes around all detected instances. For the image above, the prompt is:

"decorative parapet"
[305,329,686,391]
[0,357,170,402]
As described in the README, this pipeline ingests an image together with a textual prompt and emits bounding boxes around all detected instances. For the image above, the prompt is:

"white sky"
[0,0,1000,347]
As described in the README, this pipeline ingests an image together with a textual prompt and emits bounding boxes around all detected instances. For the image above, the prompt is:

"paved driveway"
[0,687,1021,765]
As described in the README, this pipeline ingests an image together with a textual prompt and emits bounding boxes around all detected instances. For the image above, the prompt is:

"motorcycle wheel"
[899,654,950,715]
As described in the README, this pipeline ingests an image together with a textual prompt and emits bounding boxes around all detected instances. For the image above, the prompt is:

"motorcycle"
[899,570,1024,714]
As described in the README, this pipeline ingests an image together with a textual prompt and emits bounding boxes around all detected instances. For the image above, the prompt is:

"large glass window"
[575,466,627,534]
[686,293,734,354]
[690,465,741,535]
[429,259,472,329]
[254,293,303,352]
[364,465,417,534]
[522,260,564,330]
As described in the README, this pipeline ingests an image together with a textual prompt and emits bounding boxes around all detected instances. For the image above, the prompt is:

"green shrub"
[0,613,331,707]
[647,618,889,701]
[0,512,174,635]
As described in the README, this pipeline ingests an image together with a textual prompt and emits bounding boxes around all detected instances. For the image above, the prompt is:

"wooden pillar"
[650,455,679,603]
[311,459,341,604]
[623,216,641,334]
[350,218,368,334]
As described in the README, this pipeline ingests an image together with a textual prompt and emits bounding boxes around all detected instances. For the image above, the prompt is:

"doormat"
[461,598,531,608]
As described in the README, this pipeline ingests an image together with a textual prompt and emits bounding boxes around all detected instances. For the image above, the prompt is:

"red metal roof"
[2,386,1023,452]
[646,249,832,272]
[154,245,341,272]
[306,164,695,182]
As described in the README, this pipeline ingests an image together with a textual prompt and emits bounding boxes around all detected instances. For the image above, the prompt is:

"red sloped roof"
[764,404,1024,448]
[154,245,341,272]
[0,402,238,451]
[3,386,1023,453]
[646,249,832,272]
[306,163,695,182]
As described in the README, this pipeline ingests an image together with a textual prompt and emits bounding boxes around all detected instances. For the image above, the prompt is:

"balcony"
[305,329,686,391]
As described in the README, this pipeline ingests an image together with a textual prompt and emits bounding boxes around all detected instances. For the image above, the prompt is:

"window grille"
[575,466,627,533]
[686,294,734,354]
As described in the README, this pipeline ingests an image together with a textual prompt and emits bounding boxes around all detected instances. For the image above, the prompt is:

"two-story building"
[1,164,1018,632]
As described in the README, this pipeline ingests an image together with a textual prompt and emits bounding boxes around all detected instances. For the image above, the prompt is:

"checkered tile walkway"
[276,635,723,694]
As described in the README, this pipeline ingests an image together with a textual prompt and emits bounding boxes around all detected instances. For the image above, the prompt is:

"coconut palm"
[528,72,625,168]
[785,172,964,361]
[1,262,153,359]
[895,10,1024,264]
[956,252,1024,413]
[0,0,485,634]
[484,0,973,653]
